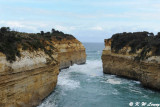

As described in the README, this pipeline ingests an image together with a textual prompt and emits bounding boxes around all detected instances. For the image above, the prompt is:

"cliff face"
[52,38,86,69]
[0,28,86,107]
[0,51,59,107]
[102,32,160,90]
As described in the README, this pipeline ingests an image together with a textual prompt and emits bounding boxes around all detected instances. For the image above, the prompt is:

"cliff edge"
[0,27,86,107]
[102,32,160,90]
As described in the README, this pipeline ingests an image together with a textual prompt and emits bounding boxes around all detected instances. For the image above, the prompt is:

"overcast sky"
[0,0,160,42]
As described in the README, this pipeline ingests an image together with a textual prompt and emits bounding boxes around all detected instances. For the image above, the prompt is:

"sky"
[0,0,160,42]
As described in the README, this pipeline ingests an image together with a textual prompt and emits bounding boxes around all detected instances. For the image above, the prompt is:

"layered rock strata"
[102,32,160,90]
[53,38,86,69]
[0,51,59,107]
[0,28,86,107]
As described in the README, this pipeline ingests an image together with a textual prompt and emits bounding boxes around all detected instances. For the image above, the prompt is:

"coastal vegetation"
[111,32,160,60]
[0,27,75,62]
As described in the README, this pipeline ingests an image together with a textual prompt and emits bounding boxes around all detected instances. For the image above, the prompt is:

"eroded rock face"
[0,35,86,106]
[102,34,160,90]
[53,38,86,69]
[0,51,59,107]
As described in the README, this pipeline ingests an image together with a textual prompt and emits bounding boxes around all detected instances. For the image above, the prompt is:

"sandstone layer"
[55,39,86,69]
[0,28,86,107]
[0,51,59,107]
[102,32,160,90]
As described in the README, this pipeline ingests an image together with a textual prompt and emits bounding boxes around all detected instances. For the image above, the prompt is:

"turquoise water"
[38,43,160,107]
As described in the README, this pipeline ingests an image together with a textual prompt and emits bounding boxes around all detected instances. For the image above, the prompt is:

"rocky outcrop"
[0,28,86,107]
[53,38,86,69]
[102,32,160,90]
[0,50,59,107]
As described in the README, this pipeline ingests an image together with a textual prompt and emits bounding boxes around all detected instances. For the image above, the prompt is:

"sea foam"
[65,60,103,77]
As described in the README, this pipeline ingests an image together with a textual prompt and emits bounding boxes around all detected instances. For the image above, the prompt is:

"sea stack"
[102,32,160,90]
[0,27,86,107]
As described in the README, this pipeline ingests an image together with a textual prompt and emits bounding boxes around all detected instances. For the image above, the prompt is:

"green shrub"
[111,32,160,60]
[0,27,75,62]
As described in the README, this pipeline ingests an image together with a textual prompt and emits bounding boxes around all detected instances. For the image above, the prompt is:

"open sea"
[38,43,160,107]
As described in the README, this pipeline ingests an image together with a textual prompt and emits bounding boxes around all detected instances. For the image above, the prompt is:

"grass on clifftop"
[111,31,160,60]
[0,27,75,63]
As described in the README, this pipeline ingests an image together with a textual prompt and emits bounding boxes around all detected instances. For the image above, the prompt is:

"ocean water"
[38,43,160,107]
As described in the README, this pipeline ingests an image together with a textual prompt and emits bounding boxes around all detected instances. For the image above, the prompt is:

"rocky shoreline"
[0,27,86,107]
[102,32,160,91]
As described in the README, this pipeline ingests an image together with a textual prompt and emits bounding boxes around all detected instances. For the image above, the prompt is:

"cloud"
[0,21,49,32]
[91,26,103,31]
[1,19,160,43]
[0,20,78,34]
[0,0,160,42]
[54,25,76,33]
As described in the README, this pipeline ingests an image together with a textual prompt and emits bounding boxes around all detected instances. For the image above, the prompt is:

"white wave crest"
[65,60,103,77]
[37,101,57,107]
[58,71,80,90]
[107,79,121,85]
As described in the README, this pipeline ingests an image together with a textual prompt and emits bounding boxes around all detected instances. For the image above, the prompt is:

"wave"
[38,60,103,107]
[38,101,57,107]
[57,70,80,90]
[38,59,160,107]
[107,79,121,85]
[64,60,103,77]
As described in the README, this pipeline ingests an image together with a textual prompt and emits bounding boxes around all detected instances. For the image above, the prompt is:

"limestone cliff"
[0,50,59,107]
[52,37,86,69]
[0,27,86,107]
[102,32,160,90]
